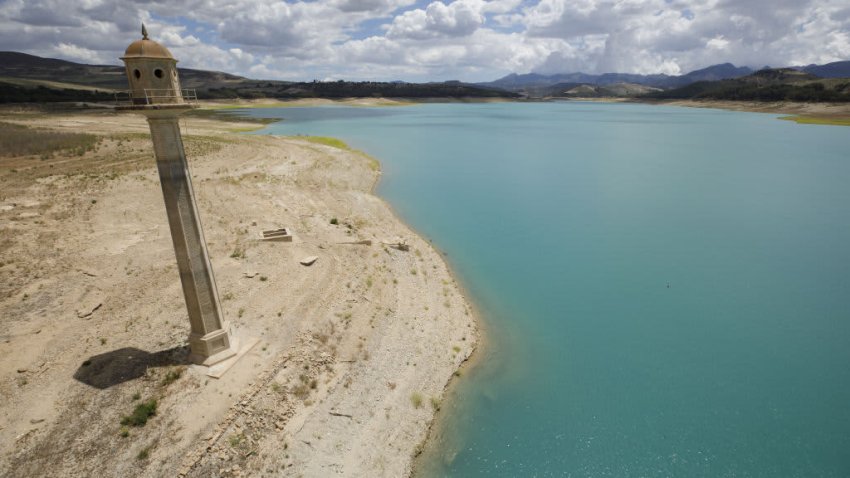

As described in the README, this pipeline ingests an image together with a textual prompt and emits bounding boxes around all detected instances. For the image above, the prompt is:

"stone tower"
[118,25,236,366]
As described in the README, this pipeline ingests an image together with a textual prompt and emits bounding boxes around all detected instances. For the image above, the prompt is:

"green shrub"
[137,446,150,460]
[121,399,157,427]
[162,367,183,386]
[411,392,423,409]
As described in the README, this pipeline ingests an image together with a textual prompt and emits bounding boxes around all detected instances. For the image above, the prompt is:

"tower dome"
[120,24,183,105]
[122,24,175,60]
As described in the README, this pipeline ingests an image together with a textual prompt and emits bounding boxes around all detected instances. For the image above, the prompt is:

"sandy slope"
[0,110,477,477]
[644,99,850,117]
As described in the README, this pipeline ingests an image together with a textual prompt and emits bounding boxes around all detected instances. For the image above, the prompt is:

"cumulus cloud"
[388,1,486,39]
[524,0,850,74]
[52,42,107,64]
[0,0,847,81]
[330,0,416,14]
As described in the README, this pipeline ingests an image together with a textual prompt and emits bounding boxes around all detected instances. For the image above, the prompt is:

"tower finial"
[141,23,149,40]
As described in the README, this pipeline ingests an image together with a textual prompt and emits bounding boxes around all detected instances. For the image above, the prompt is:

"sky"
[1,0,848,82]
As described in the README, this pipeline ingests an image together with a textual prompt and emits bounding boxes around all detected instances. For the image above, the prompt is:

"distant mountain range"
[480,63,756,91]
[0,50,848,103]
[481,61,850,94]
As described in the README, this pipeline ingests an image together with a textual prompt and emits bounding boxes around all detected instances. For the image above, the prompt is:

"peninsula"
[0,105,478,476]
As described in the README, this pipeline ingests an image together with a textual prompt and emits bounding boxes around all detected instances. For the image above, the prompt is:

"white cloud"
[707,36,729,51]
[330,0,416,13]
[388,1,486,39]
[0,0,847,81]
[522,0,850,74]
[52,42,107,63]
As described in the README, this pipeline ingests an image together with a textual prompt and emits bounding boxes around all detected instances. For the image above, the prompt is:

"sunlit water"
[243,102,850,477]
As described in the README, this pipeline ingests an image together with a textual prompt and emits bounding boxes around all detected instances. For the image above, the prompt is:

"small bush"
[229,433,246,449]
[330,218,339,225]
[137,446,150,460]
[162,368,183,386]
[410,392,423,409]
[292,384,310,400]
[121,399,157,427]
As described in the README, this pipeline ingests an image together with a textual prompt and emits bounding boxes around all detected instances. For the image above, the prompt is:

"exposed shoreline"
[0,108,479,477]
[197,96,850,126]
[636,98,850,124]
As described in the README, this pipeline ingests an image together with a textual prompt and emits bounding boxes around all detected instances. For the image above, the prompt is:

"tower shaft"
[148,114,235,365]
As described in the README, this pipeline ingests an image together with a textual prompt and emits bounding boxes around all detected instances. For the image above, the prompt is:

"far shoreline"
[196,96,850,127]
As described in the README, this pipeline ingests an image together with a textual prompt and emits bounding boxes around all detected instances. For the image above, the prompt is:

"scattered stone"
[243,271,258,278]
[381,238,409,251]
[300,256,318,266]
[29,418,44,425]
[76,302,102,319]
[16,368,27,373]
[337,240,372,246]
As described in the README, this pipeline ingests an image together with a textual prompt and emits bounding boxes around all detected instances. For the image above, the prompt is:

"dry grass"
[303,136,380,171]
[0,121,99,158]
[779,115,850,127]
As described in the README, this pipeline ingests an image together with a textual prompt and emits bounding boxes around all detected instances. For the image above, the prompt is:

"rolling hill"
[801,61,850,78]
[2,51,848,104]
[0,51,518,103]
[644,68,850,102]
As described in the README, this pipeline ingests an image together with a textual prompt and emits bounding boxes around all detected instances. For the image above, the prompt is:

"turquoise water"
[244,103,850,477]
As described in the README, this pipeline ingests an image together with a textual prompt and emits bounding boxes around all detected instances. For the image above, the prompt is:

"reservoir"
[245,102,850,477]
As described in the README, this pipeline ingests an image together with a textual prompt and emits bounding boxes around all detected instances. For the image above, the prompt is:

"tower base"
[188,327,237,366]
